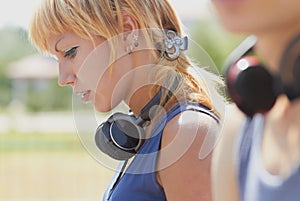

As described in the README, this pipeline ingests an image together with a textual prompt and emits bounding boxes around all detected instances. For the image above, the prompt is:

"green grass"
[0,132,85,153]
[0,132,114,200]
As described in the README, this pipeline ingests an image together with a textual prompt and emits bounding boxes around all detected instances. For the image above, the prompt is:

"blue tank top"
[236,114,300,201]
[103,101,219,201]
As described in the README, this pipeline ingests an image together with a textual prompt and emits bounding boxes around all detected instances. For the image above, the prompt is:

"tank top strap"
[152,101,219,136]
[168,101,219,122]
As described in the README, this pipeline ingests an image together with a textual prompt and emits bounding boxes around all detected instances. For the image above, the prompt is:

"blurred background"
[0,0,243,200]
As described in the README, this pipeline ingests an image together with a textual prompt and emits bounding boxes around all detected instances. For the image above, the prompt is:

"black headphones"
[225,34,300,117]
[94,87,173,161]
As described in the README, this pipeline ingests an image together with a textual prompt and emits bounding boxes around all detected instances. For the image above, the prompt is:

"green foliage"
[26,80,72,112]
[0,26,72,112]
[0,27,35,72]
[0,27,36,110]
[0,74,12,107]
[190,19,245,73]
[0,132,84,153]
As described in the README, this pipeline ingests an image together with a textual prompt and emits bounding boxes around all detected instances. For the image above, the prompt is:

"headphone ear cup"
[226,56,278,117]
[95,121,137,161]
[278,58,300,100]
[94,113,145,161]
[279,35,300,100]
[293,55,300,98]
[94,86,168,161]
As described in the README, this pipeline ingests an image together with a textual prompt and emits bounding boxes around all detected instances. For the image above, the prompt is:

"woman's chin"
[94,103,112,113]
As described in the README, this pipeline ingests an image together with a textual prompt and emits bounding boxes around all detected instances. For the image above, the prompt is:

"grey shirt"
[236,114,300,201]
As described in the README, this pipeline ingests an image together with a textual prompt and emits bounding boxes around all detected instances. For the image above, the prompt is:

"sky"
[0,0,213,29]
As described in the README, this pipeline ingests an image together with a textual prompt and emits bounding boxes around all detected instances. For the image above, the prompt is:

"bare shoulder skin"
[157,109,220,201]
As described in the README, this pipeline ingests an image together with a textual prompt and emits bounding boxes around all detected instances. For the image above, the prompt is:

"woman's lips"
[76,90,92,103]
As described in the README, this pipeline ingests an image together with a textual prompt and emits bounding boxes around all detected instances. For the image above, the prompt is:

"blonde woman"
[29,0,224,200]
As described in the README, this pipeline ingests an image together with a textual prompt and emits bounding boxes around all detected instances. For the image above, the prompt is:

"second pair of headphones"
[225,34,300,117]
[94,87,173,161]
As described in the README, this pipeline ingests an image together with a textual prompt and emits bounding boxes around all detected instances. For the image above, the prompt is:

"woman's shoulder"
[161,105,220,157]
[156,104,218,201]
[164,106,219,136]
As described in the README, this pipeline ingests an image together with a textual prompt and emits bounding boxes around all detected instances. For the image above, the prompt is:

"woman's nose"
[58,64,76,87]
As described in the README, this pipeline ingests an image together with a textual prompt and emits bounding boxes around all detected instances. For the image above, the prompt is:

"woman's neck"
[125,50,160,116]
[128,85,155,117]
[254,25,300,73]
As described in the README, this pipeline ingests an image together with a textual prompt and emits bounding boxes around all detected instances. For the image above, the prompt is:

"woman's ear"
[122,13,140,40]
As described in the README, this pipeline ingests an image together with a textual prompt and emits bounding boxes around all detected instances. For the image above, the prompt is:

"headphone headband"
[139,86,173,123]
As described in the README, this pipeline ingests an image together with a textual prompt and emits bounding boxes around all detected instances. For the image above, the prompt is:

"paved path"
[0,112,106,134]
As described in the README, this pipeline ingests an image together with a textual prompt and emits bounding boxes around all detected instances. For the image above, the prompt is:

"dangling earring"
[133,34,139,47]
[126,44,133,54]
[126,34,139,54]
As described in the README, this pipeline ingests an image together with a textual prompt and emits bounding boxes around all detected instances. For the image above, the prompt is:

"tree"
[0,26,71,112]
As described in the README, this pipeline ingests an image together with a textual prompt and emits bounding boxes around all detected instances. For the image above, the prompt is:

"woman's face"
[211,0,300,34]
[48,33,134,112]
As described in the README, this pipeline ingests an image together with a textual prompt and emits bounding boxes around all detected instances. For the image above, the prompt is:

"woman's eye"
[64,46,79,59]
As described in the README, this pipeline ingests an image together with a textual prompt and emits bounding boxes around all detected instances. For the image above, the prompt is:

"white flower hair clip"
[163,30,188,60]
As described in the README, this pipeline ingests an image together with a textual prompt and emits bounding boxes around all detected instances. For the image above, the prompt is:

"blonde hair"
[29,0,225,117]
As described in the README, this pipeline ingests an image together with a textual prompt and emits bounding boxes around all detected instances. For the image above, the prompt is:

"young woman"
[29,0,224,200]
[211,0,300,201]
